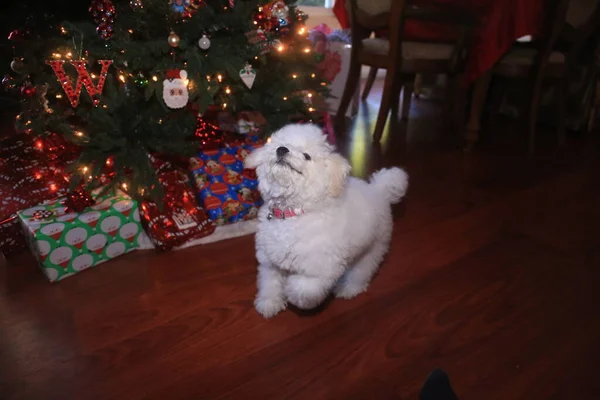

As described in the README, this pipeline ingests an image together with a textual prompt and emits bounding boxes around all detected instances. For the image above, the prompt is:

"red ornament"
[21,82,36,97]
[89,0,116,40]
[45,60,113,107]
[64,189,96,213]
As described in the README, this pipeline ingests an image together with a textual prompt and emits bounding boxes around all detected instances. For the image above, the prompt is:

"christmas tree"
[4,0,326,202]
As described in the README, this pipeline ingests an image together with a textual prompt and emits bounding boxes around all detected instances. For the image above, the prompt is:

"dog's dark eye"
[303,153,311,161]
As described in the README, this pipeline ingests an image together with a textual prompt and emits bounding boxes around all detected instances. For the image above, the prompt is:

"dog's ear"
[326,153,351,197]
[244,146,266,170]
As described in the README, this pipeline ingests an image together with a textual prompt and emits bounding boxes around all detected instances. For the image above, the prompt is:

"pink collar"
[268,207,304,220]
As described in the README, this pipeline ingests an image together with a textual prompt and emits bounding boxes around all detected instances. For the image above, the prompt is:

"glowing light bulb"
[55,94,62,99]
[292,74,298,79]
[66,52,73,58]
[128,29,134,34]
[152,76,158,82]
[308,107,315,112]
[82,166,88,173]
[307,93,313,98]
[298,27,306,35]
[303,47,311,53]
[311,73,316,78]
[119,74,126,83]
[283,96,288,100]
[49,183,57,192]
[90,73,97,79]
[225,87,231,94]
[222,103,227,109]
[122,183,128,190]
[60,27,67,35]
[277,44,285,52]
[217,74,223,82]
[75,131,84,137]
[53,53,61,59]
[106,158,113,167]
[184,79,189,86]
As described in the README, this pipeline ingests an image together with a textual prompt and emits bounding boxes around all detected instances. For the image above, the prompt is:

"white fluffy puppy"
[244,124,408,318]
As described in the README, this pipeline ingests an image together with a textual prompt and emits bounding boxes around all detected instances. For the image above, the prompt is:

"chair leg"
[414,73,423,99]
[556,78,568,145]
[528,76,545,153]
[336,57,362,127]
[373,71,397,142]
[401,83,413,121]
[362,67,378,101]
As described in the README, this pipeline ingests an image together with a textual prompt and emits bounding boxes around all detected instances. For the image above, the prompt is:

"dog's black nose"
[276,146,289,158]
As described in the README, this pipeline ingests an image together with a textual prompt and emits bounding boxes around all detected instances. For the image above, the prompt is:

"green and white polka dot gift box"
[17,192,143,282]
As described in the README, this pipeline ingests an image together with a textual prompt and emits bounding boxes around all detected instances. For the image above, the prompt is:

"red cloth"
[332,0,543,83]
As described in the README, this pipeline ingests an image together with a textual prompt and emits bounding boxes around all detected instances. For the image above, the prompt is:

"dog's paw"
[255,296,287,318]
[334,283,368,299]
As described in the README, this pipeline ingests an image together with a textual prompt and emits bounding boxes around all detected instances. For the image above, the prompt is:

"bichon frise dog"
[244,124,408,318]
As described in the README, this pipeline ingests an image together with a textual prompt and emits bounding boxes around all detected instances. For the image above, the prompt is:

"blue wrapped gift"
[189,139,263,226]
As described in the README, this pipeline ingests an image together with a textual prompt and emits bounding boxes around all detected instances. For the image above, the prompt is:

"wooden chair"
[490,0,600,152]
[336,0,476,141]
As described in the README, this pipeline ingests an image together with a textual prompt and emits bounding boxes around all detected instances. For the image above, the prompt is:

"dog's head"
[244,124,350,206]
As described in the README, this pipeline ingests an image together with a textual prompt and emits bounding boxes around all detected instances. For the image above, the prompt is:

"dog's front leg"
[285,267,344,310]
[255,261,287,318]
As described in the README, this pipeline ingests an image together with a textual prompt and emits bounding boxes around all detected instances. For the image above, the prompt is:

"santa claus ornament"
[162,69,189,109]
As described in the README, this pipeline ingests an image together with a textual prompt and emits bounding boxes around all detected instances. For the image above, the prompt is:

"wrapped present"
[140,166,215,251]
[189,138,263,226]
[0,133,74,257]
[309,25,358,118]
[17,191,143,282]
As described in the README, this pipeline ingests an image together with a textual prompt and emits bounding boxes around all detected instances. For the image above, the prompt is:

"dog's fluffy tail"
[369,167,409,204]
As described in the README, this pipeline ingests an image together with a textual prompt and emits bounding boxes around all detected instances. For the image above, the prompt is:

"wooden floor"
[1,85,600,399]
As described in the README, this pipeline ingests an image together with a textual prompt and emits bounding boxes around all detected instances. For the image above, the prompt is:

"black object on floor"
[419,369,459,400]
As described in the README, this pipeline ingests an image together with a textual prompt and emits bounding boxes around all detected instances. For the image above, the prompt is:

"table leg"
[465,70,492,152]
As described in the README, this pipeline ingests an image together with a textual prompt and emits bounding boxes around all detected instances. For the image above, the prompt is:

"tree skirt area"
[138,219,258,251]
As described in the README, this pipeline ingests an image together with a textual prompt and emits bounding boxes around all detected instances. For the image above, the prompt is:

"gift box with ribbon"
[309,24,358,117]
[17,191,143,282]
[139,157,216,251]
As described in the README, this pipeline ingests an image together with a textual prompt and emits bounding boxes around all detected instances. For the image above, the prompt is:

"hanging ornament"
[129,0,144,10]
[229,0,235,7]
[1,75,17,90]
[270,1,289,19]
[10,58,26,74]
[163,69,189,109]
[239,63,256,89]
[168,31,181,47]
[20,81,36,97]
[46,59,113,107]
[180,0,205,18]
[295,8,308,22]
[198,34,211,50]
[89,0,116,40]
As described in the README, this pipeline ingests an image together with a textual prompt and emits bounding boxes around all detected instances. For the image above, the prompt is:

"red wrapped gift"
[0,133,75,257]
[139,163,215,251]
